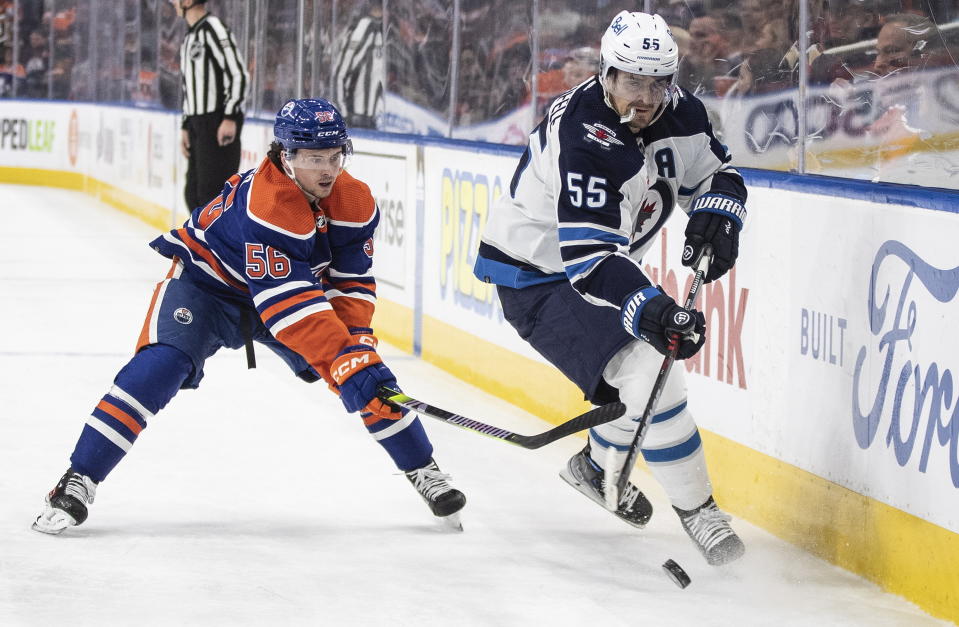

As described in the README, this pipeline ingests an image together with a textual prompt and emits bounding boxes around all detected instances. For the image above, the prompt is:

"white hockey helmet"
[599,11,678,81]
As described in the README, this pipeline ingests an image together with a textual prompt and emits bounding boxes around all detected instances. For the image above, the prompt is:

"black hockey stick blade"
[377,387,626,450]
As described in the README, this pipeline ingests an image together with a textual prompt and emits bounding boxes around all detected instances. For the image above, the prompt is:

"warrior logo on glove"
[684,193,746,284]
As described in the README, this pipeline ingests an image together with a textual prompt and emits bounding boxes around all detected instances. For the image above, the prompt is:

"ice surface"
[0,185,948,626]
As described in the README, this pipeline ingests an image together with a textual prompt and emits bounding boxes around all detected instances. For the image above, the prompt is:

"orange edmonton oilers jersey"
[150,156,378,382]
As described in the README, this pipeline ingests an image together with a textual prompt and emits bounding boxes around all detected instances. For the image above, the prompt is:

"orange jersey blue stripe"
[150,157,380,381]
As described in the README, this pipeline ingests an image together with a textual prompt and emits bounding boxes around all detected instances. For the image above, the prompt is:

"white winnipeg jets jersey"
[474,77,746,311]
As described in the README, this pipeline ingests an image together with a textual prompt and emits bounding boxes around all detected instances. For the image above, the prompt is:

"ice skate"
[559,444,653,528]
[675,496,745,565]
[405,459,466,530]
[32,468,97,535]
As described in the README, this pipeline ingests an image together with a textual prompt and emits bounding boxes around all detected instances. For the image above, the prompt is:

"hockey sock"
[588,400,711,511]
[365,413,433,472]
[639,403,712,511]
[600,340,712,511]
[70,344,194,482]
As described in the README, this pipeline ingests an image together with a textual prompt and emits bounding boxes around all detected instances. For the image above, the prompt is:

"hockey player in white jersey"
[473,11,746,565]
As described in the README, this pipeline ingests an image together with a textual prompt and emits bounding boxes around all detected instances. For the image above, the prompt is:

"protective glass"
[283,149,347,170]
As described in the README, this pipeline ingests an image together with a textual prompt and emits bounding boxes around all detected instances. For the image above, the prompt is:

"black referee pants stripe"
[184,112,243,211]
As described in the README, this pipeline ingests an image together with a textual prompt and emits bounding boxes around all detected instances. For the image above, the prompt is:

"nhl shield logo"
[189,39,204,62]
[173,307,194,325]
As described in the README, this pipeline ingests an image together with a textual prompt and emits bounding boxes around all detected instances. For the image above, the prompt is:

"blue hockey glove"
[330,345,405,421]
[621,286,706,359]
[683,194,745,283]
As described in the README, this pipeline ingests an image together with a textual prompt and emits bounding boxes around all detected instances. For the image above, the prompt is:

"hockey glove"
[683,194,745,283]
[621,286,706,359]
[330,345,406,421]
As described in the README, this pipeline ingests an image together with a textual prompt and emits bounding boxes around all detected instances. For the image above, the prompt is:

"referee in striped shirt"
[173,0,249,211]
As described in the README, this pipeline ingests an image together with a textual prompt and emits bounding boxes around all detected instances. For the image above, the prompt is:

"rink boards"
[1,101,956,623]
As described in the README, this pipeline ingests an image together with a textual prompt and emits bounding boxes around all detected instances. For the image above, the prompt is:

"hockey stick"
[608,244,713,504]
[378,387,626,450]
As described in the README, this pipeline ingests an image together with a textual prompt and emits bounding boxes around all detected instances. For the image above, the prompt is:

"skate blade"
[559,467,609,511]
[558,467,647,529]
[603,447,619,512]
[31,510,76,535]
[439,512,463,532]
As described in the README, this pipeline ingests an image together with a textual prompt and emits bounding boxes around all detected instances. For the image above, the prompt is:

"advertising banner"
[708,66,959,188]
[421,145,546,362]
[350,138,418,308]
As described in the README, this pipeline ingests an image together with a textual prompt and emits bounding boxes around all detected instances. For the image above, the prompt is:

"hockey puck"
[662,559,691,589]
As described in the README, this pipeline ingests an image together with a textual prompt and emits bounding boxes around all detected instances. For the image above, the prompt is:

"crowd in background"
[1,0,958,183]
[0,0,182,106]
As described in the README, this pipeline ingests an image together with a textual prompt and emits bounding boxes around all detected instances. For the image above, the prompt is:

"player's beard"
[626,105,657,131]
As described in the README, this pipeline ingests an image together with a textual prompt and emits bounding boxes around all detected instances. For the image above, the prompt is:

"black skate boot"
[405,459,467,521]
[675,496,745,565]
[32,468,98,535]
[559,444,653,528]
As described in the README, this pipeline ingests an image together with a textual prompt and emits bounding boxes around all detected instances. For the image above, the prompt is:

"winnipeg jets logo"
[583,122,624,149]
[280,101,296,117]
[635,198,658,230]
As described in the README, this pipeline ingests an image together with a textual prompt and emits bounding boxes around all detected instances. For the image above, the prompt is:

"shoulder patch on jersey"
[248,158,316,237]
[318,170,376,225]
[582,122,625,149]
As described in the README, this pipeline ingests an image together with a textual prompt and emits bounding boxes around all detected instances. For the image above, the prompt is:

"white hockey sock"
[641,411,712,511]
[599,341,713,511]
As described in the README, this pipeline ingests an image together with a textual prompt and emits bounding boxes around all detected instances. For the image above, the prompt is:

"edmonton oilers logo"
[173,307,193,325]
[682,244,694,262]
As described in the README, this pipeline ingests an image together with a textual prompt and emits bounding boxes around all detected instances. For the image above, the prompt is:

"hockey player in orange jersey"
[33,98,466,534]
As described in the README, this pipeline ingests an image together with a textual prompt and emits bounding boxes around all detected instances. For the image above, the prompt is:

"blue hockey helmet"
[273,98,352,155]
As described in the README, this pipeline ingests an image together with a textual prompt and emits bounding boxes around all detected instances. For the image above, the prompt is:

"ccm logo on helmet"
[333,353,371,379]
